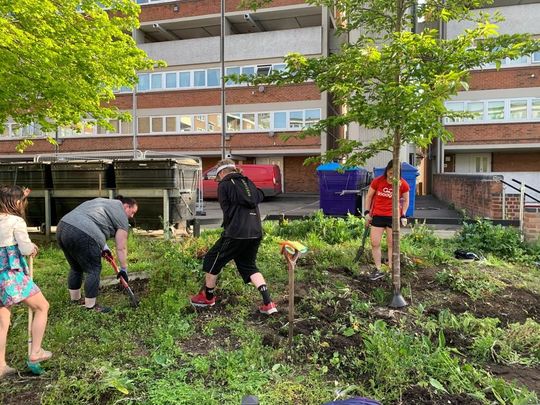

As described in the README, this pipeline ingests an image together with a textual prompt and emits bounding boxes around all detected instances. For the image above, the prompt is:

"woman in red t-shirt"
[363,160,410,281]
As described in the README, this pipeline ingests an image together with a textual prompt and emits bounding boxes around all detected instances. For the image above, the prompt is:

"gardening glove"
[101,244,112,260]
[400,216,408,227]
[117,267,129,283]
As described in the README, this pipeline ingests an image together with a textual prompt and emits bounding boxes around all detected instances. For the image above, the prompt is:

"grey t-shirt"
[60,198,130,248]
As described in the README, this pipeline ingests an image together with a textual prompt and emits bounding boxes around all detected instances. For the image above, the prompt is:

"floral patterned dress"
[0,245,40,307]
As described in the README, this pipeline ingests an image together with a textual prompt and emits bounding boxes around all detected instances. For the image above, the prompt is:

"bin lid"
[316,162,365,172]
[374,162,419,176]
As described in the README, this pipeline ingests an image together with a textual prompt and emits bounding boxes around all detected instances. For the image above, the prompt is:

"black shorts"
[371,216,392,228]
[202,236,261,283]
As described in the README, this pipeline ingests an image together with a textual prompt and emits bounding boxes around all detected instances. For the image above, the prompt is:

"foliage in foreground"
[1,215,539,404]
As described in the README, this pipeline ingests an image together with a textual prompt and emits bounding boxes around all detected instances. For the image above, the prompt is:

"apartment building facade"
[439,1,540,190]
[0,0,346,193]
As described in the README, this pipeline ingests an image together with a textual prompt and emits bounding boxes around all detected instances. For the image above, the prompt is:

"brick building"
[0,0,347,193]
[437,1,540,192]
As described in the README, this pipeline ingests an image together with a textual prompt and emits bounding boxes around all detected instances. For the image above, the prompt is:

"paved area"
[197,194,463,236]
[197,193,319,223]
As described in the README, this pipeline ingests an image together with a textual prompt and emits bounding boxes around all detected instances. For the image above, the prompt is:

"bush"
[455,219,533,262]
[270,210,364,245]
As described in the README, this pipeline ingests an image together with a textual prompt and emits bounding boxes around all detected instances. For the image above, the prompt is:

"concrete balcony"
[139,26,323,66]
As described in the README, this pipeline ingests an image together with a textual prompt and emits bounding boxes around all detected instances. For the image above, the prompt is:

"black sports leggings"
[57,222,102,298]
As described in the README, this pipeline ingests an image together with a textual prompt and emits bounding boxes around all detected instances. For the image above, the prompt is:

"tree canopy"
[239,0,540,306]
[0,0,158,146]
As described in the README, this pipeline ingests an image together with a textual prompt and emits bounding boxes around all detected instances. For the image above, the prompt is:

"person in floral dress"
[0,185,51,378]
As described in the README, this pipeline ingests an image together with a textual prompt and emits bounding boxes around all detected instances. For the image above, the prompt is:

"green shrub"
[455,219,532,262]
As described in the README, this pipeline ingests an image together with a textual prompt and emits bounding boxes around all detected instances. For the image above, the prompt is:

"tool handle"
[27,256,33,357]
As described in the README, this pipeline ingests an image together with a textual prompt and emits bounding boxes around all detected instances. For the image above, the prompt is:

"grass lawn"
[1,214,539,404]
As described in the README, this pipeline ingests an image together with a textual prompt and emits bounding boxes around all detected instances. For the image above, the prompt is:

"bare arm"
[114,229,129,268]
[364,186,376,214]
[401,191,410,217]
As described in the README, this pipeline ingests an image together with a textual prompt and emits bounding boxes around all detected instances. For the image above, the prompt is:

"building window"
[180,116,192,132]
[165,72,177,89]
[509,99,527,120]
[304,109,321,127]
[194,115,207,132]
[258,113,271,130]
[207,114,221,132]
[256,65,272,76]
[466,102,484,121]
[532,99,540,119]
[194,71,206,87]
[2,108,322,138]
[273,112,287,129]
[120,120,133,135]
[178,72,191,88]
[289,111,303,128]
[227,114,241,131]
[241,66,255,76]
[242,113,256,131]
[151,117,163,133]
[138,117,150,134]
[445,102,464,123]
[150,73,162,90]
[137,74,149,91]
[165,117,176,132]
[207,69,220,87]
[487,101,505,120]
[225,67,240,85]
[474,156,489,173]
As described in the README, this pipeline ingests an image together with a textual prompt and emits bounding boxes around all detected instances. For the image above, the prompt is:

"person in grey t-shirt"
[56,196,138,313]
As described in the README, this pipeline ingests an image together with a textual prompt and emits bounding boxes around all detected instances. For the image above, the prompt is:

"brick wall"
[447,123,540,145]
[432,173,503,218]
[503,194,520,220]
[524,205,540,243]
[469,67,540,91]
[139,0,307,22]
[493,152,540,171]
[433,174,540,242]
[284,156,319,193]
[113,83,321,109]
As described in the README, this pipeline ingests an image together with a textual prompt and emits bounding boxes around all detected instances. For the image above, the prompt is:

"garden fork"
[280,241,308,349]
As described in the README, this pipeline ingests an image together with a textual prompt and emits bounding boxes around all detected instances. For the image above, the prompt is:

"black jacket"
[218,172,263,239]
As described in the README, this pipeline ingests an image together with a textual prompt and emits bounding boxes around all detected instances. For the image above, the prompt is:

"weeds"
[435,266,506,300]
[2,216,539,405]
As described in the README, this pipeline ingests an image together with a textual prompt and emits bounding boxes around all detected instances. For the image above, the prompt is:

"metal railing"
[501,178,540,238]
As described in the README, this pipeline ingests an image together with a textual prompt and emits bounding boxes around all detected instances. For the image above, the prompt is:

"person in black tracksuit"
[190,159,277,315]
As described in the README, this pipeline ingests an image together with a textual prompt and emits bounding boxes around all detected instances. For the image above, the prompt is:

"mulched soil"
[398,386,483,404]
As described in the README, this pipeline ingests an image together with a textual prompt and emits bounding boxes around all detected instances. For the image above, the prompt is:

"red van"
[203,164,282,199]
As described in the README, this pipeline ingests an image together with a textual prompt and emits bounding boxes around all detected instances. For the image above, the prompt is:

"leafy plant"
[456,219,534,262]
[435,267,506,300]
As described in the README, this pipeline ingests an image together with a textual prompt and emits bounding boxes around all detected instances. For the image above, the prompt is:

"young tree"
[0,0,159,150]
[240,0,540,306]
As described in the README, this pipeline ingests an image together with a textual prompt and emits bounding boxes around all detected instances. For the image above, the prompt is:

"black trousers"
[56,222,102,298]
[203,237,261,283]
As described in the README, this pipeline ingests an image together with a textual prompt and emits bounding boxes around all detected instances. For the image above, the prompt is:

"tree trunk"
[390,129,407,307]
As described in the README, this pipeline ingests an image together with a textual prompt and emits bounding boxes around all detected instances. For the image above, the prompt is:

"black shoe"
[369,270,385,281]
[70,298,85,305]
[86,305,112,313]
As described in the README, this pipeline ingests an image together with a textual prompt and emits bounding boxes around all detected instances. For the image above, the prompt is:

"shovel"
[280,241,308,349]
[102,251,139,308]
[354,224,370,263]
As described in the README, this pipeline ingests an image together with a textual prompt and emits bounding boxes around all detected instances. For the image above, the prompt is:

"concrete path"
[197,194,463,237]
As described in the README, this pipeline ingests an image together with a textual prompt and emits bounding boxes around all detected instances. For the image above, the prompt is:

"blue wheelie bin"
[373,162,418,217]
[317,163,369,216]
